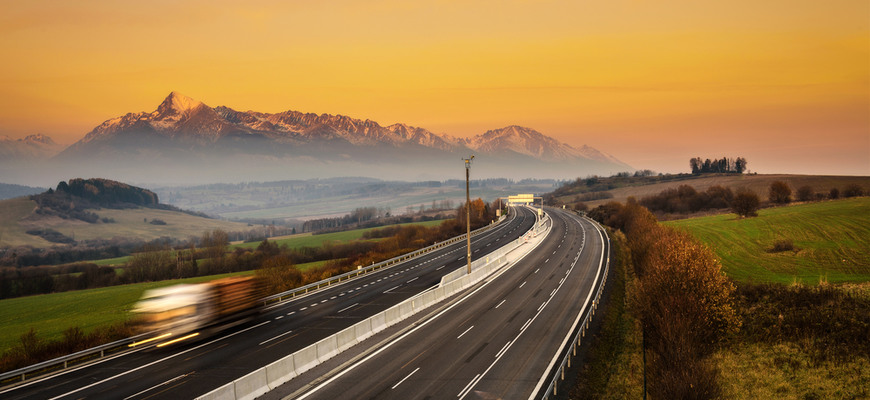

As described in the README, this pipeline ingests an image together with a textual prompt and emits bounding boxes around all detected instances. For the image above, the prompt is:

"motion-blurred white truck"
[134,276,263,338]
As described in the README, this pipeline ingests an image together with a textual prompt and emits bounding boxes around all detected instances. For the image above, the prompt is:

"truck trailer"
[133,276,264,341]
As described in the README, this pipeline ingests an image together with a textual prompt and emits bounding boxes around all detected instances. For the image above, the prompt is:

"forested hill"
[53,178,158,207]
[27,178,210,225]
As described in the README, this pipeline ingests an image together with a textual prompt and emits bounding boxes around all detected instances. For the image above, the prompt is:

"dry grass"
[0,198,53,247]
[0,197,251,248]
[715,342,869,400]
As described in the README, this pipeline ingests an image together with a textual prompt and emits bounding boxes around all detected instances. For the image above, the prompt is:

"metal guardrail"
[261,213,508,305]
[0,331,152,388]
[537,215,611,399]
[0,213,510,389]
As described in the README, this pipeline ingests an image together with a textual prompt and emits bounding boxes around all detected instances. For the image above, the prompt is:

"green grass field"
[0,271,253,353]
[0,258,346,354]
[665,197,870,284]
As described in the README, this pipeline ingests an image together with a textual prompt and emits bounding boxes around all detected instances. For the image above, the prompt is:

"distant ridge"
[10,93,632,185]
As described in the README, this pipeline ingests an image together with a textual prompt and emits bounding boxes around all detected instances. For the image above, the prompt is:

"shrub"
[829,187,840,199]
[731,189,760,218]
[768,181,792,204]
[843,184,864,198]
[769,239,795,253]
[796,185,815,202]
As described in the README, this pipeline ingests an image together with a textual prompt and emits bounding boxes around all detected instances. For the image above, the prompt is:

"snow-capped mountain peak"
[157,91,203,114]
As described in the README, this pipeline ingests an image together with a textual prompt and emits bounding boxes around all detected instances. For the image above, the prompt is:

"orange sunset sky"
[1,0,868,175]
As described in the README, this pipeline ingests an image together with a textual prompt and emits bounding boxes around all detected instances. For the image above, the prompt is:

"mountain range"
[2,92,630,186]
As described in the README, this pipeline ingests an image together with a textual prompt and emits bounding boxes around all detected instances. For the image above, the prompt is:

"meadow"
[0,260,326,353]
[664,197,870,284]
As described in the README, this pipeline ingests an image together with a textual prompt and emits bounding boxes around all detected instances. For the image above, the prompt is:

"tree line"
[633,181,866,218]
[690,156,747,174]
[588,200,739,398]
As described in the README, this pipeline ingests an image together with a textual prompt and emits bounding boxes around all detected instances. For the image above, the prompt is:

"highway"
[273,208,607,400]
[2,207,536,400]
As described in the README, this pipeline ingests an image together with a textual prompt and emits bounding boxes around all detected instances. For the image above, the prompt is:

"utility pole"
[463,155,474,274]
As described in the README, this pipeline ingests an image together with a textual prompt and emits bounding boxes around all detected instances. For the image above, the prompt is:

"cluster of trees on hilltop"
[57,178,158,207]
[28,178,210,225]
[690,156,747,174]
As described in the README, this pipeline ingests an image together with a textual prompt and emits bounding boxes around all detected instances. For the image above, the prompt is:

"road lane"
[3,208,536,400]
[286,208,605,400]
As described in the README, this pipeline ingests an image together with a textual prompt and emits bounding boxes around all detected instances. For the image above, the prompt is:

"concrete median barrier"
[336,326,358,353]
[196,382,235,400]
[265,355,296,390]
[316,335,338,362]
[294,343,318,376]
[354,319,374,342]
[234,368,269,400]
[399,300,415,318]
[371,311,387,334]
[385,305,402,326]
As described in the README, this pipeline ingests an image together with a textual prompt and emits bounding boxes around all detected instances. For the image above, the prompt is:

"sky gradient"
[1,0,868,175]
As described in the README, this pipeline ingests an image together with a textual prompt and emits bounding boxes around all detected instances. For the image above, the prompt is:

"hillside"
[552,173,870,210]
[664,197,870,284]
[0,179,251,249]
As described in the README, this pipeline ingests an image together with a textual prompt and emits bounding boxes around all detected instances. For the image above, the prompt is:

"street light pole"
[464,155,474,274]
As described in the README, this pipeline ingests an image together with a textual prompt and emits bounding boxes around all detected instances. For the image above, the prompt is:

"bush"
[148,218,167,225]
[731,189,760,218]
[843,184,864,198]
[769,181,792,204]
[796,185,815,202]
[769,239,795,253]
[829,187,840,199]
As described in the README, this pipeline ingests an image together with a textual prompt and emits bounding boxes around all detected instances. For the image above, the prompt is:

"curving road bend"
[2,207,536,400]
[281,208,607,400]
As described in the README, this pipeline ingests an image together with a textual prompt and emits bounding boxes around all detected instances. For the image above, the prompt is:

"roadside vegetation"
[0,199,499,374]
[569,196,869,399]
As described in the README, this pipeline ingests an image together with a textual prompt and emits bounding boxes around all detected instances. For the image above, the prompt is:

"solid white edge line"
[458,373,482,398]
[122,372,191,400]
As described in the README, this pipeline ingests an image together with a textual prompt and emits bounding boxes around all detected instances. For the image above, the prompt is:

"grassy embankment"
[1,219,445,356]
[571,198,870,399]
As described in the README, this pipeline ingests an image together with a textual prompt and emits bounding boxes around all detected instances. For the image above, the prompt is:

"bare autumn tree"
[796,185,815,202]
[732,189,760,218]
[768,181,792,204]
[617,203,739,399]
[256,255,302,294]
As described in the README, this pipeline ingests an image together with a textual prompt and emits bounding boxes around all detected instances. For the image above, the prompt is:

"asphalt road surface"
[3,207,536,400]
[280,208,607,400]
